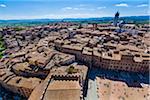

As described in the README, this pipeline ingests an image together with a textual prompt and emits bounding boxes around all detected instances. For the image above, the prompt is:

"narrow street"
[85,79,99,100]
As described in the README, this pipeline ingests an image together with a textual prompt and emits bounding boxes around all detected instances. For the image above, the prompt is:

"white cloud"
[73,7,84,10]
[97,6,106,9]
[73,8,80,10]
[62,7,85,11]
[115,3,128,7]
[0,4,6,8]
[79,4,88,7]
[137,4,148,7]
[62,7,72,10]
[89,8,95,11]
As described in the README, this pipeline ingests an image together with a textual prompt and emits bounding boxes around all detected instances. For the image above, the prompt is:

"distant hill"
[63,16,149,23]
[0,15,149,27]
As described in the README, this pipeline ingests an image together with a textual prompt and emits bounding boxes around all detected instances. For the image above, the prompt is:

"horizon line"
[0,15,149,20]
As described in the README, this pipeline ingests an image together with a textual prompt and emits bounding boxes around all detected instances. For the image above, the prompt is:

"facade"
[57,44,149,73]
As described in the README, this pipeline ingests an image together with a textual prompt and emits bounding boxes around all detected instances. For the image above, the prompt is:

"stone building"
[0,68,41,97]
[29,64,88,100]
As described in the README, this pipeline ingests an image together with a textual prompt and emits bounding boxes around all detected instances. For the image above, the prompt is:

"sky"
[0,0,149,19]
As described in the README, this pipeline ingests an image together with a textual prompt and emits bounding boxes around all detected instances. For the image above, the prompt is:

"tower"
[92,23,97,31]
[113,11,119,27]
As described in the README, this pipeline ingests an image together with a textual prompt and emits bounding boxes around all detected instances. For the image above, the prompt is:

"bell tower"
[113,11,119,27]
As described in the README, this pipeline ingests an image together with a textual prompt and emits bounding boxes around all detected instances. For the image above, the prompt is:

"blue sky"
[0,0,149,19]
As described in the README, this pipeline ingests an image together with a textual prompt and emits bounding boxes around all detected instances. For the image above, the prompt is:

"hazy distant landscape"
[0,16,149,27]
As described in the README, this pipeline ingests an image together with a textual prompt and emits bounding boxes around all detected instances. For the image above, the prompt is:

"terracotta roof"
[12,62,31,71]
[62,44,84,51]
[47,80,81,90]
[7,77,41,89]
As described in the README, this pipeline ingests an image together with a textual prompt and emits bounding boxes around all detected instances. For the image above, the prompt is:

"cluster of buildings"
[55,24,150,73]
[0,21,149,99]
[0,65,41,97]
